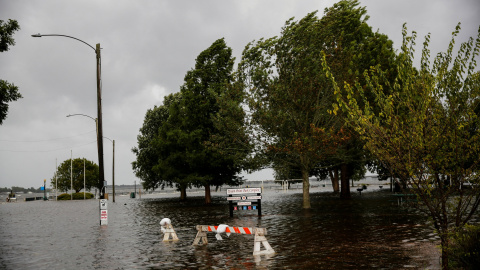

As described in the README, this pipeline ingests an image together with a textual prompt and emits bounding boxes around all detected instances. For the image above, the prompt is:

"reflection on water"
[0,189,440,269]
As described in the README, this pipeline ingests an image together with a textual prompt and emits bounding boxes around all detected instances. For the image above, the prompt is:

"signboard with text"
[227,188,262,195]
[227,187,262,217]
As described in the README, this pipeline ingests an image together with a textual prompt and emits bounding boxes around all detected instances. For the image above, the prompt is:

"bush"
[449,224,480,269]
[57,192,94,200]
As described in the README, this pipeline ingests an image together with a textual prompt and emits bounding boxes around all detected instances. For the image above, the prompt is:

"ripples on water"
[0,189,439,269]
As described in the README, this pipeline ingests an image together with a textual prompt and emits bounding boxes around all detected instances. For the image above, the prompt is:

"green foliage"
[0,19,19,52]
[238,0,396,206]
[324,20,480,268]
[132,95,176,191]
[0,19,22,125]
[53,158,99,193]
[133,38,249,203]
[57,192,94,200]
[449,224,480,269]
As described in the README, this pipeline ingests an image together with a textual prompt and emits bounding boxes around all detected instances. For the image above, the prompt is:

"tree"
[0,19,22,125]
[53,158,99,193]
[133,39,247,204]
[324,23,480,269]
[132,94,177,190]
[133,93,195,200]
[238,0,396,207]
[177,38,244,204]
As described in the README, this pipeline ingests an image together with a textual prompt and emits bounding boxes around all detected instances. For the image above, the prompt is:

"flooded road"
[0,189,440,269]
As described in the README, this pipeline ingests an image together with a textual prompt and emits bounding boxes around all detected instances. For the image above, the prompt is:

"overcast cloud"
[1,0,479,189]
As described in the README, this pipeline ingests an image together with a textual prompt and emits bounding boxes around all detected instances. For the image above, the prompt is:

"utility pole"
[112,139,115,202]
[96,43,105,199]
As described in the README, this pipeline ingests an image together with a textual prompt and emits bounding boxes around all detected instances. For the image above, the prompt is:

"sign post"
[226,188,262,217]
[100,199,108,225]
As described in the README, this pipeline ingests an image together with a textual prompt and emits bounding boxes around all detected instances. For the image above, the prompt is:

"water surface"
[0,189,440,269]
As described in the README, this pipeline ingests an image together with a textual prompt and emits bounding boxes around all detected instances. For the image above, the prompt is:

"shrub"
[449,224,480,269]
[57,192,94,200]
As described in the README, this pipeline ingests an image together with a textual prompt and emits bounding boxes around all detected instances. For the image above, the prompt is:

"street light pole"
[71,150,73,200]
[32,34,105,200]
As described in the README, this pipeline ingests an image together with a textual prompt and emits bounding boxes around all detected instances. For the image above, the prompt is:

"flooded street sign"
[100,199,108,225]
[227,188,262,217]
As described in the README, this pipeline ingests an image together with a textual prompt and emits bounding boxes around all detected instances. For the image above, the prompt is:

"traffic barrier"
[192,225,275,256]
[160,218,179,242]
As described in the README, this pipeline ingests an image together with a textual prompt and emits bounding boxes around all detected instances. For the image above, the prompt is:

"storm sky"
[1,0,479,189]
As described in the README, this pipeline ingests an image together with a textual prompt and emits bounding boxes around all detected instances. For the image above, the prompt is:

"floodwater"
[0,188,441,269]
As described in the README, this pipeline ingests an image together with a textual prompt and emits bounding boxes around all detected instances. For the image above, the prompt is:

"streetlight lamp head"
[31,33,42,37]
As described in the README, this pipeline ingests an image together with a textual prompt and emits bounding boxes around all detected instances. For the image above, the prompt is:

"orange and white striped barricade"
[192,225,275,255]
[160,218,179,242]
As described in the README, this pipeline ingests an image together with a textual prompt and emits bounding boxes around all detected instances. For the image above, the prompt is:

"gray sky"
[1,0,479,189]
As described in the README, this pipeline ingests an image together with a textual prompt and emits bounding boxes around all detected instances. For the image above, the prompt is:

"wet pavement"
[0,188,440,269]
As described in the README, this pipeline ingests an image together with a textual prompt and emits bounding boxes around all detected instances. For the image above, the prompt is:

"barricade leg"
[162,224,179,242]
[192,226,208,245]
[253,228,275,255]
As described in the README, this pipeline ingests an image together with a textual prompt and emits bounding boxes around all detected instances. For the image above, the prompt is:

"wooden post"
[253,228,275,255]
[229,195,233,217]
[162,224,179,242]
[96,43,105,200]
[257,193,262,217]
[192,225,208,245]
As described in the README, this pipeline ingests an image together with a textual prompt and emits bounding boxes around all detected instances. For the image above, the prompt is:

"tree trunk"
[179,186,187,201]
[340,163,351,199]
[440,234,449,270]
[204,184,212,204]
[329,168,340,193]
[301,168,311,209]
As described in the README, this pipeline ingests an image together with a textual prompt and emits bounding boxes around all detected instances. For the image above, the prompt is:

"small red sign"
[100,210,108,220]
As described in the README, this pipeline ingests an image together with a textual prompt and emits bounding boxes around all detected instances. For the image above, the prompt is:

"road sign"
[100,199,108,209]
[99,199,108,225]
[227,188,262,195]
[100,210,108,220]
[227,187,262,217]
[238,201,251,206]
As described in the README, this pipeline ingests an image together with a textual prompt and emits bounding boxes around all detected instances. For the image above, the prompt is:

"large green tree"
[238,0,396,207]
[132,93,179,190]
[153,92,193,200]
[324,23,480,269]
[133,39,247,204]
[176,38,244,204]
[0,19,22,125]
[53,158,99,193]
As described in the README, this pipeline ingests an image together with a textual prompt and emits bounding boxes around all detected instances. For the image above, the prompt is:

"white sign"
[100,209,108,225]
[237,201,251,206]
[100,199,108,209]
[247,196,262,200]
[227,188,262,195]
[100,210,108,220]
[226,197,241,201]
